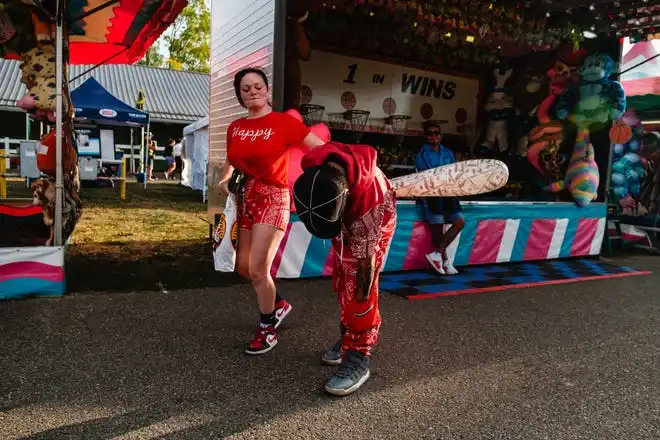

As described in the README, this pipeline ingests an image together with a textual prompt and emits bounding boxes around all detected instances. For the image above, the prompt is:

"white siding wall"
[208,0,277,218]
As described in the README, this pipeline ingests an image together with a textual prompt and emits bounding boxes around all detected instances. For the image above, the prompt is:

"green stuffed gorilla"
[556,53,626,128]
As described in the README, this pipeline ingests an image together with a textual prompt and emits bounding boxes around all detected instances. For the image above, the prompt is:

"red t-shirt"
[226,112,310,187]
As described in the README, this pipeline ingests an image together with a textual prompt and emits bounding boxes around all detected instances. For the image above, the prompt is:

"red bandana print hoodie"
[300,142,395,259]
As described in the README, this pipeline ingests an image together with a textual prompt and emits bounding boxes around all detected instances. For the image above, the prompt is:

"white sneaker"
[426,252,446,275]
[444,262,459,275]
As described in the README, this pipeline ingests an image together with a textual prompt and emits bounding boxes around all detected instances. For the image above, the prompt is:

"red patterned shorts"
[238,179,291,232]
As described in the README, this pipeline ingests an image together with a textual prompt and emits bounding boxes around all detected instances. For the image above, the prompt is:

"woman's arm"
[218,161,234,195]
[302,131,326,148]
[219,161,234,182]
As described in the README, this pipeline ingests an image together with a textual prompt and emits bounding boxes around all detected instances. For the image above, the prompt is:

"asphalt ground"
[1,254,659,439]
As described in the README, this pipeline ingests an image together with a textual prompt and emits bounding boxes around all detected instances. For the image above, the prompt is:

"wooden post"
[120,156,127,200]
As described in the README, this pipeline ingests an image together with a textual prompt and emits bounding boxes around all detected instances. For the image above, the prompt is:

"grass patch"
[6,179,242,292]
[71,182,208,245]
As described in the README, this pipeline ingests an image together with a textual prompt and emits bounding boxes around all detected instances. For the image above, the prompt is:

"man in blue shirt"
[415,121,465,275]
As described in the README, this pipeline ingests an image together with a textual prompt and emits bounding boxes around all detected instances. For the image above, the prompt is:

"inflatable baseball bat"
[391,159,509,198]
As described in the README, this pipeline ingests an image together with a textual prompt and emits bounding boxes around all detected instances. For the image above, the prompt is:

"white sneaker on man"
[425,252,446,275]
[443,261,459,275]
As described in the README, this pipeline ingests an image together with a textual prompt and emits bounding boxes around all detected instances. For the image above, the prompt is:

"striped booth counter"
[0,247,66,300]
[1,201,65,300]
[271,201,608,279]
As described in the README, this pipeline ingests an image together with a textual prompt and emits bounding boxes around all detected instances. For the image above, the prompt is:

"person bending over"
[415,121,465,275]
[293,142,396,396]
[218,67,325,355]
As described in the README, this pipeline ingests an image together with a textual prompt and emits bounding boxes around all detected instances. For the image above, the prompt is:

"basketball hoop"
[346,109,370,132]
[299,104,325,126]
[388,115,411,135]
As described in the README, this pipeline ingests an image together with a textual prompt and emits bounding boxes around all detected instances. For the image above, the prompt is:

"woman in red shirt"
[219,67,325,355]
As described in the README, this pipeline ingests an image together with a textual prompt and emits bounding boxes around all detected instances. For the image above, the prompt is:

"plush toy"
[477,67,515,155]
[556,53,626,128]
[549,53,626,207]
[611,110,650,211]
[544,128,599,207]
[16,42,58,121]
[525,66,574,177]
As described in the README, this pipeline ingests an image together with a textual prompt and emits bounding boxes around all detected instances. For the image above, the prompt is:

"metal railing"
[0,137,128,200]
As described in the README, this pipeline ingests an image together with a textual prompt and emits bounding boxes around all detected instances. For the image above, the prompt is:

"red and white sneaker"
[273,299,293,329]
[245,325,278,355]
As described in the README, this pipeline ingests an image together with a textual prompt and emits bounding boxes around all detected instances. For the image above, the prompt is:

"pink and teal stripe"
[272,201,609,279]
[0,248,66,300]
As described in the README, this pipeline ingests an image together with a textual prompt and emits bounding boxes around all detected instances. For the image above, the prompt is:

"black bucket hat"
[293,164,348,239]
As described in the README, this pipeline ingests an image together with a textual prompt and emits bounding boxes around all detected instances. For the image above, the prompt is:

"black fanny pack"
[228,169,245,194]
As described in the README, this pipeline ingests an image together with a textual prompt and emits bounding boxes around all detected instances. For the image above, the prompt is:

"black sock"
[275,292,284,303]
[260,312,275,327]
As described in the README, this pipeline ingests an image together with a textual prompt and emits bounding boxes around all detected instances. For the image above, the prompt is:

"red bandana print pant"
[331,192,397,357]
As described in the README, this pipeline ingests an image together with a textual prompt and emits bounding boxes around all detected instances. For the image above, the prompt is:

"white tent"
[182,116,209,200]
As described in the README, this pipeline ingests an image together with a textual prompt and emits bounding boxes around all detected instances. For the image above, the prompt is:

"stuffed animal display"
[31,174,83,246]
[610,111,648,210]
[525,66,573,178]
[544,128,599,207]
[547,53,625,207]
[477,67,515,155]
[556,53,626,128]
[17,42,58,121]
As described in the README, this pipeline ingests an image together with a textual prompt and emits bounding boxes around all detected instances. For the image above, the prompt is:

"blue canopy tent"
[71,77,149,173]
[71,77,149,126]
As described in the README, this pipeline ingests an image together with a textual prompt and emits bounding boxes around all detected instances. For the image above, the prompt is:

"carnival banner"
[299,50,480,134]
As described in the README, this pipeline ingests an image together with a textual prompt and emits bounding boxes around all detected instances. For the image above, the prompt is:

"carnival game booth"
[0,0,187,300]
[210,0,660,278]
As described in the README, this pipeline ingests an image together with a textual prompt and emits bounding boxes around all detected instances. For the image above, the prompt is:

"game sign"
[299,50,480,134]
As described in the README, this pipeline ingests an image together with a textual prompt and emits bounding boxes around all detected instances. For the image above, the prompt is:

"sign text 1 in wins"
[401,73,456,100]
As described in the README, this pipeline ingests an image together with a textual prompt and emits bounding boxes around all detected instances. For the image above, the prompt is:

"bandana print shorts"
[238,179,291,232]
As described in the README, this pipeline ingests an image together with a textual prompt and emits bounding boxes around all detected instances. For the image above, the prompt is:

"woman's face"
[240,73,269,109]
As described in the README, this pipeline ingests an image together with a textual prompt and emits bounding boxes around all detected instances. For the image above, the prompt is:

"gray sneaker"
[321,337,343,366]
[324,350,371,397]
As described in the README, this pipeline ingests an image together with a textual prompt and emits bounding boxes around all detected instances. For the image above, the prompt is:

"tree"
[164,0,210,72]
[137,41,166,68]
[137,0,210,72]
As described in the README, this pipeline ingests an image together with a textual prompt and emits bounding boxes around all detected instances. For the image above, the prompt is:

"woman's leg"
[175,157,183,179]
[235,228,252,279]
[166,159,176,178]
[249,224,285,314]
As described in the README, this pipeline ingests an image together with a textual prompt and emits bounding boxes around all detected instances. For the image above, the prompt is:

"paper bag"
[212,194,239,272]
